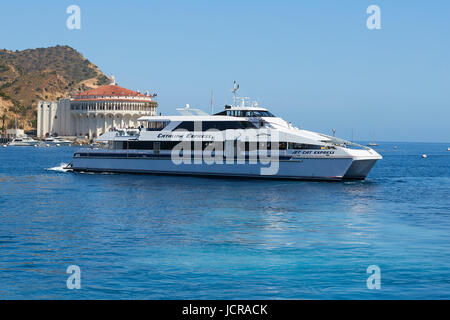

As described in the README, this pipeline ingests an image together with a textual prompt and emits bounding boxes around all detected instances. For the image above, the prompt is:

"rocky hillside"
[0,45,110,131]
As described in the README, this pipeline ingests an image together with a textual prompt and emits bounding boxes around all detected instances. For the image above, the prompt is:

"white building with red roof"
[37,82,157,139]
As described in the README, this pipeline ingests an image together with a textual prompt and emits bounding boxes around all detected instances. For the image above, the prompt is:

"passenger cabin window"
[288,143,323,150]
[174,121,256,131]
[147,121,169,131]
[112,140,289,151]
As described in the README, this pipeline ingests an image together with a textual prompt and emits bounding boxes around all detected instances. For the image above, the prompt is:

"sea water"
[0,142,449,299]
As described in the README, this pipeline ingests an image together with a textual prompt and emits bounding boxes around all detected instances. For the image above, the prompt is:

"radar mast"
[231,81,240,107]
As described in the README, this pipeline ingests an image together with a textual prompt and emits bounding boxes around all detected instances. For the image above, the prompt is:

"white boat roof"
[138,115,248,122]
[224,106,268,111]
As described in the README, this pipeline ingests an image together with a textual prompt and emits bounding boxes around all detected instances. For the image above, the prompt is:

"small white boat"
[43,137,73,146]
[422,154,428,158]
[447,147,450,151]
[8,135,41,146]
[367,142,379,147]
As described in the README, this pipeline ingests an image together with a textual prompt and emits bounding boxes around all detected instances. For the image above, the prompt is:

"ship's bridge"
[213,94,276,118]
[214,106,275,118]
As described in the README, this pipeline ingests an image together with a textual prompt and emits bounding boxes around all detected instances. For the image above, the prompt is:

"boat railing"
[113,129,140,137]
[318,134,370,150]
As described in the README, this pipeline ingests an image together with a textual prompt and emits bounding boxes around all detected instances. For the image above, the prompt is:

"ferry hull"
[70,156,357,181]
[343,159,378,180]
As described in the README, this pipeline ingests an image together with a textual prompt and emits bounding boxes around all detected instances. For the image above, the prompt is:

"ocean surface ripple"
[0,142,449,299]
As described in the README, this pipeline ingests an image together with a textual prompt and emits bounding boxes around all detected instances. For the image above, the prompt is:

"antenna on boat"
[231,81,240,107]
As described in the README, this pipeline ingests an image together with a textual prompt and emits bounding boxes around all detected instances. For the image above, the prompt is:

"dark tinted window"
[253,111,275,117]
[124,141,183,150]
[288,143,323,150]
[127,141,154,149]
[174,121,256,131]
[147,121,169,131]
[174,121,195,131]
[217,110,275,117]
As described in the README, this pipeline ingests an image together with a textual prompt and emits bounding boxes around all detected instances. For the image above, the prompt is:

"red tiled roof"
[71,99,156,102]
[73,85,149,98]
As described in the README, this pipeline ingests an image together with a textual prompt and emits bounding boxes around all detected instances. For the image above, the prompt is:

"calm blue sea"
[0,142,449,299]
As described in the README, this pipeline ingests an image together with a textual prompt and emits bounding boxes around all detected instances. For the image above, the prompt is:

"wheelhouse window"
[214,110,275,117]
[251,111,275,117]
[229,110,275,117]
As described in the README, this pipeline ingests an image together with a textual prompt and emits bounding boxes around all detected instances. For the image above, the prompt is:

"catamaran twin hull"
[69,149,379,181]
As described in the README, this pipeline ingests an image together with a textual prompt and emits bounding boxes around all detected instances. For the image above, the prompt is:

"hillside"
[0,45,110,131]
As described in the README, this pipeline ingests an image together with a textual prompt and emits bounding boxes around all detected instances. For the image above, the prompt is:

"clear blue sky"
[1,0,449,142]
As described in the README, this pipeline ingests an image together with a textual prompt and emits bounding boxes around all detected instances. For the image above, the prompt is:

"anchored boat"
[8,135,40,146]
[43,137,73,146]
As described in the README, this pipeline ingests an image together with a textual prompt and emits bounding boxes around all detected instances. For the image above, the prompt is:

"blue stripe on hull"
[71,157,354,181]
[72,167,343,181]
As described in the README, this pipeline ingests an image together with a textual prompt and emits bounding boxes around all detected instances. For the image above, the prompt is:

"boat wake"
[46,164,116,175]
[46,163,70,173]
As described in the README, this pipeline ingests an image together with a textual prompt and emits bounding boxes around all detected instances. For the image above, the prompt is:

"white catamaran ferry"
[66,84,381,180]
